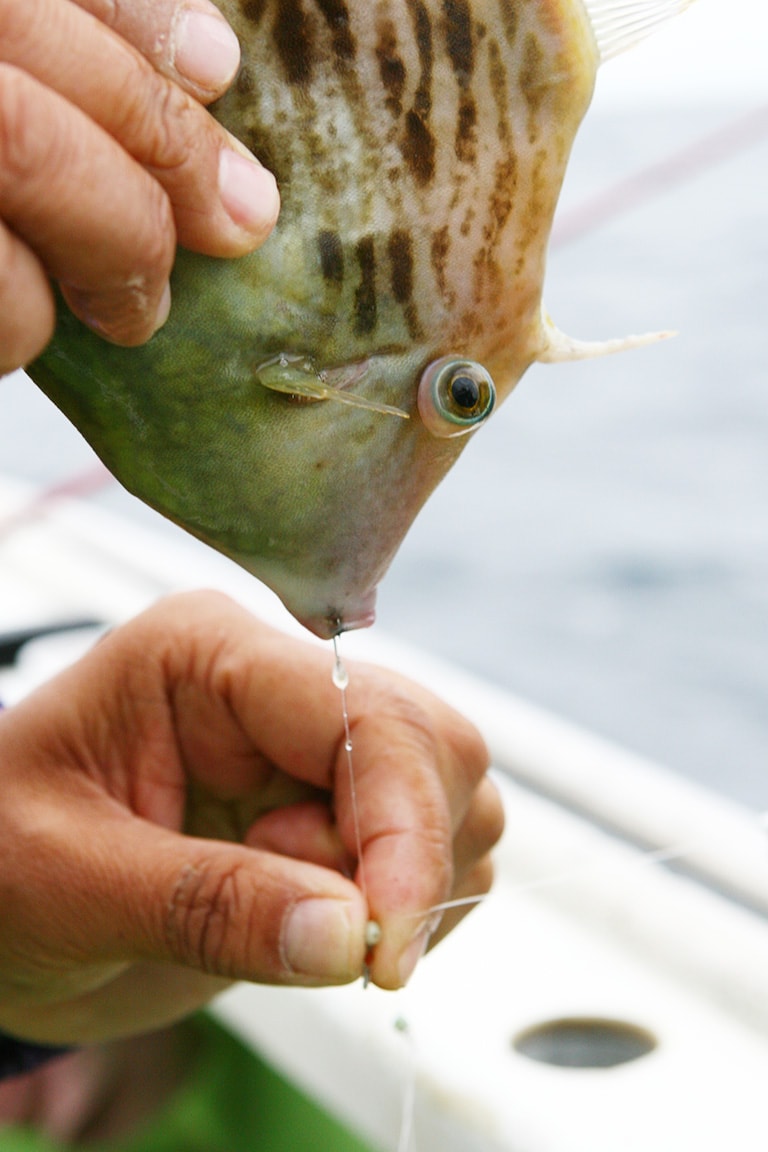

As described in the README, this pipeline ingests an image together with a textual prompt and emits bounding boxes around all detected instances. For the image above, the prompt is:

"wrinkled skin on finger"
[0,0,278,368]
[0,592,502,1045]
[69,0,243,101]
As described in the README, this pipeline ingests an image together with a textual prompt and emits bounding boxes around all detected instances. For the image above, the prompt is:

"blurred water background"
[2,1,767,807]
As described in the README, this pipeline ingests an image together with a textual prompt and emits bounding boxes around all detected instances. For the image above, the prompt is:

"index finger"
[224,622,490,986]
[4,0,278,258]
[336,675,491,989]
[70,0,242,101]
[0,66,174,350]
[159,594,490,986]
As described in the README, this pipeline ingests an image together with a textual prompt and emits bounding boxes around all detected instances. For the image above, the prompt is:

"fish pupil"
[450,374,480,410]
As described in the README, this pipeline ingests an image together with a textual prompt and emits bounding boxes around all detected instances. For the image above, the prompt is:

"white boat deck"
[2,477,767,1152]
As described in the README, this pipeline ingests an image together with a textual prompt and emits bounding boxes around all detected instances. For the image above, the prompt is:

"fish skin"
[27,0,602,638]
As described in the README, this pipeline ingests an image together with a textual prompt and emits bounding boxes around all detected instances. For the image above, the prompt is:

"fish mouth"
[297,591,378,639]
[231,550,379,639]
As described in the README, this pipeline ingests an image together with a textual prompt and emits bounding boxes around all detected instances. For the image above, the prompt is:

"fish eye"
[417,356,496,438]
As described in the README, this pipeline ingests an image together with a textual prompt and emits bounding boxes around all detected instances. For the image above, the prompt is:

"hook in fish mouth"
[329,603,377,637]
[297,595,378,640]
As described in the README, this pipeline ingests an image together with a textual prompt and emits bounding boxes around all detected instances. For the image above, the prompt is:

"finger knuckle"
[99,0,121,32]
[143,180,177,266]
[114,178,175,291]
[0,227,53,370]
[470,853,496,897]
[470,778,506,852]
[372,676,490,786]
[0,67,83,201]
[164,857,254,978]
[0,63,174,287]
[0,3,34,60]
[387,692,438,749]
[115,60,207,176]
[170,588,241,619]
[0,66,41,187]
[453,716,491,782]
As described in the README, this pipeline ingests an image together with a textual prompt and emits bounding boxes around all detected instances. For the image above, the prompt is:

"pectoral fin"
[583,0,699,62]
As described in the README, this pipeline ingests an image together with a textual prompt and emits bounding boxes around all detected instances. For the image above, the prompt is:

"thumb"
[65,812,369,987]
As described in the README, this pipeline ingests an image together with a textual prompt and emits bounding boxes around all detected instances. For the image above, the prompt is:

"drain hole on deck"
[513,1017,657,1068]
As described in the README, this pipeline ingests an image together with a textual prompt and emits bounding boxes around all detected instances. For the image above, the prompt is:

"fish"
[26,0,694,638]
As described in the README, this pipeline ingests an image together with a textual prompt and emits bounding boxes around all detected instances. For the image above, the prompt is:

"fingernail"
[152,283,172,334]
[219,148,280,240]
[282,899,356,980]
[398,927,429,986]
[173,10,241,92]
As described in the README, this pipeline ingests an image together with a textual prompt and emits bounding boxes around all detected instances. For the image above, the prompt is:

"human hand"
[0,592,501,1045]
[0,0,279,373]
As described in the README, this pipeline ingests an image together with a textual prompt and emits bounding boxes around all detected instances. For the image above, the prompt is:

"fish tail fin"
[536,308,676,364]
[582,0,699,62]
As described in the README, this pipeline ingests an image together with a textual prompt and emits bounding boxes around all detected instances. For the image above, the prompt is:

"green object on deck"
[0,1015,376,1152]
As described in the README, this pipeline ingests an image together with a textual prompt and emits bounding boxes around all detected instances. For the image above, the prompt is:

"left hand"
[0,0,279,370]
[0,591,502,1044]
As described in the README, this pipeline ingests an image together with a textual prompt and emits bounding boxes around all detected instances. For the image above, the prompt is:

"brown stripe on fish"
[455,94,478,164]
[326,0,374,168]
[402,110,435,186]
[401,0,436,186]
[442,0,473,82]
[376,15,406,119]
[407,0,434,116]
[234,63,254,95]
[273,0,319,86]
[388,230,423,341]
[519,30,548,137]
[487,34,511,145]
[486,154,518,240]
[354,237,377,336]
[514,144,550,275]
[240,0,268,25]
[479,26,519,264]
[315,0,357,65]
[430,226,455,307]
[471,152,518,314]
[497,0,518,47]
[319,231,345,284]
[442,0,477,163]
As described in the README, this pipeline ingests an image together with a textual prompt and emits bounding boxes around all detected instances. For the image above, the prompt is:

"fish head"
[27,0,685,637]
[215,349,500,638]
[32,293,506,639]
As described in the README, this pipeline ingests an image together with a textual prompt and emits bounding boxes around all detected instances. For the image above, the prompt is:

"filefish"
[27,0,694,638]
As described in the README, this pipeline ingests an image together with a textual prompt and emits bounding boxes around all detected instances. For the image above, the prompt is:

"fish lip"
[298,598,378,640]
[334,605,377,635]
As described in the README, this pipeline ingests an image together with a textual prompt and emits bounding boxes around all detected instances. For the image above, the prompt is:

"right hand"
[0,0,280,372]
[0,592,502,1045]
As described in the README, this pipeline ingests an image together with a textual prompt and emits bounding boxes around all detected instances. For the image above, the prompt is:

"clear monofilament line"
[394,1018,417,1152]
[407,828,768,924]
[332,633,368,905]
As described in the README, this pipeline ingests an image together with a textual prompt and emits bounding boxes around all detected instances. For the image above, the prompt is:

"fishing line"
[391,814,768,1151]
[409,816,768,924]
[331,633,382,980]
[330,635,418,1150]
[326,640,768,1152]
[393,1018,417,1152]
[331,634,365,893]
